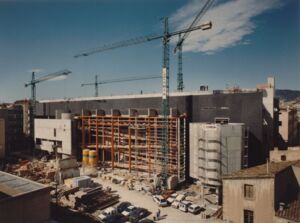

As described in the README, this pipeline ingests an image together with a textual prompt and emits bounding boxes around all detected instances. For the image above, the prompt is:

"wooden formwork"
[78,115,186,182]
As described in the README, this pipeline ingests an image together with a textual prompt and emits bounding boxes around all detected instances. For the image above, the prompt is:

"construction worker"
[157,209,161,219]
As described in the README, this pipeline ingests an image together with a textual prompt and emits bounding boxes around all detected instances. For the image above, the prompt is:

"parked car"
[188,204,202,214]
[175,194,186,202]
[98,207,117,221]
[171,200,180,209]
[117,202,132,213]
[122,205,137,216]
[179,200,192,212]
[152,195,168,207]
[103,213,126,223]
[166,193,178,204]
[128,208,150,222]
[139,219,155,223]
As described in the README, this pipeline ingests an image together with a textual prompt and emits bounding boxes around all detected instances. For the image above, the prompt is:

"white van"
[153,195,168,207]
[188,204,202,214]
[179,200,192,212]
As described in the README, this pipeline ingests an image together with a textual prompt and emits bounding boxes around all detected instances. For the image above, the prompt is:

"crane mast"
[161,17,170,184]
[175,0,214,92]
[95,75,99,97]
[25,69,71,137]
[177,34,184,91]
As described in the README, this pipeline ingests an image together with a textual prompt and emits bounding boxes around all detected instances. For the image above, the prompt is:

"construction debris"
[6,159,56,184]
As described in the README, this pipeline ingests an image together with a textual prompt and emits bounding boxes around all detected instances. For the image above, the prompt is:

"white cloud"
[170,0,284,54]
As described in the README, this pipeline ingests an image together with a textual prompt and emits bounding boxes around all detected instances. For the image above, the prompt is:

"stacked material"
[60,186,119,212]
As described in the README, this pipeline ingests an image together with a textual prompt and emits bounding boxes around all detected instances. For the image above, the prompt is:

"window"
[57,141,62,147]
[215,117,229,124]
[244,210,253,223]
[53,128,56,137]
[281,155,286,161]
[244,184,254,199]
[36,138,41,145]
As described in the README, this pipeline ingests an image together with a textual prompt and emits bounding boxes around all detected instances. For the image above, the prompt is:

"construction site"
[79,114,186,182]
[1,0,299,223]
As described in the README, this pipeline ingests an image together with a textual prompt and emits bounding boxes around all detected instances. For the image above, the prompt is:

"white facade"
[190,123,245,188]
[34,118,75,155]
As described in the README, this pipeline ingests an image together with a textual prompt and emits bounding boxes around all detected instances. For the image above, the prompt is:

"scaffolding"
[78,114,186,182]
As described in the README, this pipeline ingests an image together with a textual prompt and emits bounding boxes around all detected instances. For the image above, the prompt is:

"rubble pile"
[6,159,57,184]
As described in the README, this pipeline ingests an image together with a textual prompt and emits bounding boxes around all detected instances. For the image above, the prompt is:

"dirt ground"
[94,177,221,223]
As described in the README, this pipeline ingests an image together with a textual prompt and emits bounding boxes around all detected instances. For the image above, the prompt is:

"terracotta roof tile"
[222,160,300,179]
[276,193,300,222]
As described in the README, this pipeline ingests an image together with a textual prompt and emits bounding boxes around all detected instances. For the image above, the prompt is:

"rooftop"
[0,171,48,200]
[276,193,300,222]
[38,91,213,103]
[223,160,300,179]
[38,90,260,103]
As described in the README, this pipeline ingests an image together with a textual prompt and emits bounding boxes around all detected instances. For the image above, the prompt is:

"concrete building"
[0,119,5,159]
[35,113,78,156]
[35,78,278,177]
[14,99,31,136]
[257,77,279,158]
[270,147,300,162]
[190,123,245,193]
[0,105,25,155]
[0,171,50,223]
[222,160,300,223]
[278,106,299,148]
[36,91,274,167]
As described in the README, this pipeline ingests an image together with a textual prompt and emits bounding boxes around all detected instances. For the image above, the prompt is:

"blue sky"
[0,0,299,102]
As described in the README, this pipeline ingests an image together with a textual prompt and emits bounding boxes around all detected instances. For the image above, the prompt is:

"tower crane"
[81,74,161,97]
[74,18,211,187]
[25,69,71,136]
[174,0,214,91]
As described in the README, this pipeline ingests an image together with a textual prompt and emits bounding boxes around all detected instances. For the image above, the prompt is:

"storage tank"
[89,150,97,167]
[82,149,89,165]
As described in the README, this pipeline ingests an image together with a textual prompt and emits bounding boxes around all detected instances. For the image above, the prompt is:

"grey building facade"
[36,90,277,174]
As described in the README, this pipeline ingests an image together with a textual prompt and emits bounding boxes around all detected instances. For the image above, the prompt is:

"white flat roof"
[38,91,213,103]
[0,171,48,198]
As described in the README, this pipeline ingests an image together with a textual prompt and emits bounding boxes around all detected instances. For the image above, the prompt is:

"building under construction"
[79,114,186,182]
